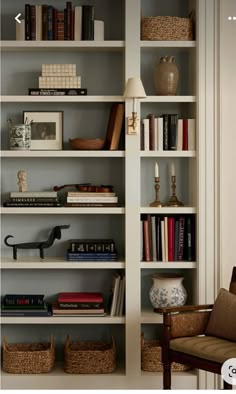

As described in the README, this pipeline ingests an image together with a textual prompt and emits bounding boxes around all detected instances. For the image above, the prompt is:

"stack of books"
[3,191,61,207]
[65,191,119,207]
[1,294,51,316]
[66,239,118,261]
[109,273,125,316]
[52,292,106,316]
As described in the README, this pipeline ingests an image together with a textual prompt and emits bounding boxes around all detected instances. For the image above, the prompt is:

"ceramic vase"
[149,273,187,308]
[154,56,179,95]
[9,124,31,150]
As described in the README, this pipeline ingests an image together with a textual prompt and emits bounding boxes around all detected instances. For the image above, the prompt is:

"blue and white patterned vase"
[149,273,187,309]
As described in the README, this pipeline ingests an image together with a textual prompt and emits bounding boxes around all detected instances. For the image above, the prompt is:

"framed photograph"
[23,111,63,150]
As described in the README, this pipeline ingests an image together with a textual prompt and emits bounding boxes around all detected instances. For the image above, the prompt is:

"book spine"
[30,5,36,40]
[174,219,179,261]
[147,214,153,261]
[67,196,118,203]
[168,217,174,261]
[4,296,44,306]
[67,192,115,197]
[178,217,185,260]
[168,114,178,150]
[53,8,58,40]
[156,216,162,261]
[148,113,155,150]
[161,219,165,261]
[35,5,42,40]
[163,114,169,150]
[143,219,151,262]
[94,20,104,41]
[82,5,94,40]
[140,121,144,151]
[25,4,31,40]
[151,215,157,261]
[64,8,67,40]
[186,216,193,261]
[74,6,82,40]
[64,202,119,207]
[156,117,163,151]
[188,119,196,150]
[4,202,61,207]
[58,302,103,309]
[10,197,58,202]
[70,242,115,253]
[143,118,149,151]
[182,119,188,150]
[42,5,48,40]
[29,88,87,96]
[164,216,168,262]
[66,1,72,40]
[10,192,57,198]
[57,11,64,40]
[1,310,51,317]
[177,119,183,150]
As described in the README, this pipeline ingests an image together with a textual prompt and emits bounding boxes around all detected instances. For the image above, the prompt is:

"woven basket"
[2,336,55,374]
[141,16,193,41]
[64,335,116,374]
[141,334,190,372]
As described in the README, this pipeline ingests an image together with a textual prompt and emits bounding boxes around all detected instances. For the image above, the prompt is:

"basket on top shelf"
[141,15,194,41]
[64,335,116,374]
[2,336,55,374]
[141,334,190,372]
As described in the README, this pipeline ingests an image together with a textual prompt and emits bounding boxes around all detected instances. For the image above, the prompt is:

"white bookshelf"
[0,0,217,389]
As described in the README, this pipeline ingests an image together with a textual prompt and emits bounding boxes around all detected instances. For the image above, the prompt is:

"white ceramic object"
[149,273,187,308]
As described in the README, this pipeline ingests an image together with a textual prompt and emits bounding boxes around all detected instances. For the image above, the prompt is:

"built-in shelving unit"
[1,0,216,389]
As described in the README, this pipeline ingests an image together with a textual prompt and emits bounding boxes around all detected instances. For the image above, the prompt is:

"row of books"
[1,294,51,316]
[23,3,103,41]
[141,114,196,151]
[141,214,195,262]
[52,292,106,316]
[65,191,119,207]
[109,273,125,316]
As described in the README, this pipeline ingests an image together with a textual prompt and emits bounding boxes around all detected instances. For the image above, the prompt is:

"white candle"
[155,162,159,177]
[171,162,175,177]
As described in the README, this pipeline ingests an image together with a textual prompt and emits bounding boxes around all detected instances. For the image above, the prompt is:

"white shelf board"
[1,257,125,269]
[140,40,196,48]
[1,316,125,325]
[140,262,197,269]
[1,207,125,214]
[141,309,163,324]
[140,207,196,214]
[140,151,196,157]
[141,96,196,103]
[1,95,124,103]
[1,150,125,158]
[0,40,125,51]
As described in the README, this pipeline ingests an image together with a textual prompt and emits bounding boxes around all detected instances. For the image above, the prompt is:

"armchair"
[157,267,236,390]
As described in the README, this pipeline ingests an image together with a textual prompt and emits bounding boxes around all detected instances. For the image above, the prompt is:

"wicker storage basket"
[141,334,190,372]
[141,16,193,41]
[64,335,116,374]
[2,336,55,374]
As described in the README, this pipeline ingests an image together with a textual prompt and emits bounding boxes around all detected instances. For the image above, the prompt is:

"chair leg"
[223,381,232,390]
[163,362,171,390]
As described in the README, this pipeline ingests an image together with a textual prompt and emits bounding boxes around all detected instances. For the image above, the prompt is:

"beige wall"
[219,0,236,288]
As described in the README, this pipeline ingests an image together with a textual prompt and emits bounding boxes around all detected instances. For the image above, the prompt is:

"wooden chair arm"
[155,304,213,314]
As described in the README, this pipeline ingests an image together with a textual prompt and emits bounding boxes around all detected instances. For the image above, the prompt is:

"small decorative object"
[64,335,116,374]
[69,138,105,150]
[149,273,187,309]
[164,162,184,207]
[4,225,70,260]
[23,111,63,150]
[149,162,162,207]
[141,15,193,41]
[154,56,179,95]
[2,336,55,374]
[17,170,28,192]
[8,119,31,150]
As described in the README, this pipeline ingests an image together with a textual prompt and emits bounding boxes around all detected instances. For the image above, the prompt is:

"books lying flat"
[52,304,105,315]
[4,201,61,207]
[28,88,87,96]
[58,302,103,309]
[58,292,103,303]
[3,294,45,306]
[67,252,118,261]
[67,197,118,203]
[10,192,57,198]
[1,305,52,317]
[64,203,120,207]
[53,313,106,317]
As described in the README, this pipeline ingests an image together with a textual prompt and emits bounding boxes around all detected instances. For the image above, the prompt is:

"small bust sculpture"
[17,170,28,192]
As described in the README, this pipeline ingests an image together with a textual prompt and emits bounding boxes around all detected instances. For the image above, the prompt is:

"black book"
[162,114,169,150]
[42,5,48,40]
[156,216,162,261]
[28,88,87,96]
[25,4,31,40]
[4,294,44,306]
[82,5,94,40]
[47,5,54,40]
[3,201,61,207]
[168,114,178,150]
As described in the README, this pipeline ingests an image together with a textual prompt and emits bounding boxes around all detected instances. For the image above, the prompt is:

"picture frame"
[23,111,63,150]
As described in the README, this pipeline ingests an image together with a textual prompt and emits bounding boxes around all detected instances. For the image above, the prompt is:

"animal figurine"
[17,170,28,192]
[4,225,70,260]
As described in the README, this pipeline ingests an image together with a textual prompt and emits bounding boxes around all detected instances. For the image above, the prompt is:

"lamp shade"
[124,77,146,98]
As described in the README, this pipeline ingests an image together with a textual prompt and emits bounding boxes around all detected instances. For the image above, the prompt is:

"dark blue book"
[47,6,54,40]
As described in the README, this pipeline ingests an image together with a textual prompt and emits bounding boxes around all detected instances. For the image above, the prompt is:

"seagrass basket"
[141,16,193,41]
[2,336,55,374]
[64,335,116,374]
[141,334,190,372]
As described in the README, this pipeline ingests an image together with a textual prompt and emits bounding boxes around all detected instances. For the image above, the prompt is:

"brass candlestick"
[149,177,163,207]
[164,175,184,207]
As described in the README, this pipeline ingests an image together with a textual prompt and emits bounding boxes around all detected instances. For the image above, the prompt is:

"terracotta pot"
[154,56,179,95]
[149,273,187,308]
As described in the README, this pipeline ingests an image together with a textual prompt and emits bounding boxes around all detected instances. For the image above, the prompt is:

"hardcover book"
[58,292,103,303]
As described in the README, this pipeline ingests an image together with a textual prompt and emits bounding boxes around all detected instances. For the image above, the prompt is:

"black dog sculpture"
[4,225,70,260]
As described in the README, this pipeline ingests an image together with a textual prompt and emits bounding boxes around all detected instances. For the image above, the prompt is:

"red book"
[168,217,175,261]
[182,119,188,150]
[58,292,103,303]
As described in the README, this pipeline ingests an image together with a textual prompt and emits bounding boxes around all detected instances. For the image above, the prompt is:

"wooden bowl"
[69,138,105,150]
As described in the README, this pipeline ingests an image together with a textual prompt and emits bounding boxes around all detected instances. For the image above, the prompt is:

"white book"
[67,196,118,203]
[16,19,25,40]
[94,20,104,40]
[177,119,183,151]
[156,117,163,151]
[151,216,157,261]
[35,5,42,40]
[188,119,196,150]
[74,6,82,41]
[10,191,57,198]
[161,220,165,262]
[164,217,168,262]
[115,276,123,316]
[110,274,121,316]
[118,276,125,316]
[67,192,116,197]
[143,119,150,151]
